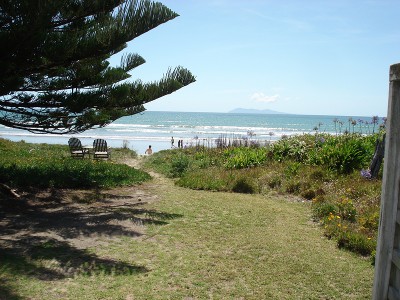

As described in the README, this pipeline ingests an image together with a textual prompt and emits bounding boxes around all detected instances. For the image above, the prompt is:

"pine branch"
[0,0,195,134]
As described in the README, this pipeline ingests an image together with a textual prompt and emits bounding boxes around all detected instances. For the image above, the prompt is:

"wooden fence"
[372,63,400,299]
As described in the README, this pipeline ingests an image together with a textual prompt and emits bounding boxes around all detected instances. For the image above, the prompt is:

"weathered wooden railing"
[373,63,400,299]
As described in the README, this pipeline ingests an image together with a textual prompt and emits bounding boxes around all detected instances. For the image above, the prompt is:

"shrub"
[301,189,316,200]
[232,178,255,194]
[337,231,376,256]
[267,175,282,189]
[269,137,310,162]
[337,197,357,222]
[285,181,301,194]
[284,162,301,178]
[170,154,190,177]
[308,134,376,174]
[224,147,268,169]
[312,202,337,219]
[344,187,364,200]
[358,211,380,231]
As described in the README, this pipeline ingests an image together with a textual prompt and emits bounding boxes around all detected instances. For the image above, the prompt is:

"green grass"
[0,138,150,188]
[0,177,373,299]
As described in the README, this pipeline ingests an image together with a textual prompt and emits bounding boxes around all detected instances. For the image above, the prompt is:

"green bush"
[269,135,314,162]
[193,150,215,168]
[269,133,376,174]
[312,202,337,219]
[224,147,268,169]
[170,154,190,177]
[337,231,376,256]
[308,134,376,174]
[336,197,357,221]
[284,162,301,178]
[358,211,380,231]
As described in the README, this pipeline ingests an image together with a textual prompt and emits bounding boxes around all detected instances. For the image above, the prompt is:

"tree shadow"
[0,189,183,297]
[0,283,23,300]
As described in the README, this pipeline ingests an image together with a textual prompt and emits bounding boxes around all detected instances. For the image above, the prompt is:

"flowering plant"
[360,169,372,179]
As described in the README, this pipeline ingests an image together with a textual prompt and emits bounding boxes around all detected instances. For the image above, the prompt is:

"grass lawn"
[1,171,373,299]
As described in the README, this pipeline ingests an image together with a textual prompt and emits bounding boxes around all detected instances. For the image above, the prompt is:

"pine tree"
[0,0,195,133]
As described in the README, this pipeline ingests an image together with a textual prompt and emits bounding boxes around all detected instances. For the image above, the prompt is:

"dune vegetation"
[145,132,384,259]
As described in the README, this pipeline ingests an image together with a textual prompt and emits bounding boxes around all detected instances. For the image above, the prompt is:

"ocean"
[0,111,384,154]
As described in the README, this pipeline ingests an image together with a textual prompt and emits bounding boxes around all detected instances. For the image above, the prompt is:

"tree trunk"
[369,133,385,179]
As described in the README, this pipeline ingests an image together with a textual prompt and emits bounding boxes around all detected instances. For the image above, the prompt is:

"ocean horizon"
[0,111,385,154]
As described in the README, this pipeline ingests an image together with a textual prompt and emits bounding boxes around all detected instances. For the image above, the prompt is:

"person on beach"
[145,145,153,155]
[171,136,174,147]
[178,139,181,148]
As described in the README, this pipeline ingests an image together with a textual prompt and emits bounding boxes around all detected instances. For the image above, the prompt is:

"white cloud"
[251,92,279,103]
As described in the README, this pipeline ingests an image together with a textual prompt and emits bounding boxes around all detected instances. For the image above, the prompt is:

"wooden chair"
[93,139,111,159]
[68,137,89,158]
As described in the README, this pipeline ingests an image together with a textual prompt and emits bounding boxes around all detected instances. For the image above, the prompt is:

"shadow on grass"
[0,189,183,297]
[0,283,23,300]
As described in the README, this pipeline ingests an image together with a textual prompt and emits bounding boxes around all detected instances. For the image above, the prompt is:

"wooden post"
[372,63,400,300]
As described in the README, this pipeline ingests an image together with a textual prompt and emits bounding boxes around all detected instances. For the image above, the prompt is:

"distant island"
[228,108,287,114]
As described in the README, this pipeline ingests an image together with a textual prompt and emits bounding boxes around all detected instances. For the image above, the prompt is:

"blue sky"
[116,0,400,117]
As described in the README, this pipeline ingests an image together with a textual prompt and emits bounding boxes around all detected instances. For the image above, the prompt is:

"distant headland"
[228,108,287,114]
